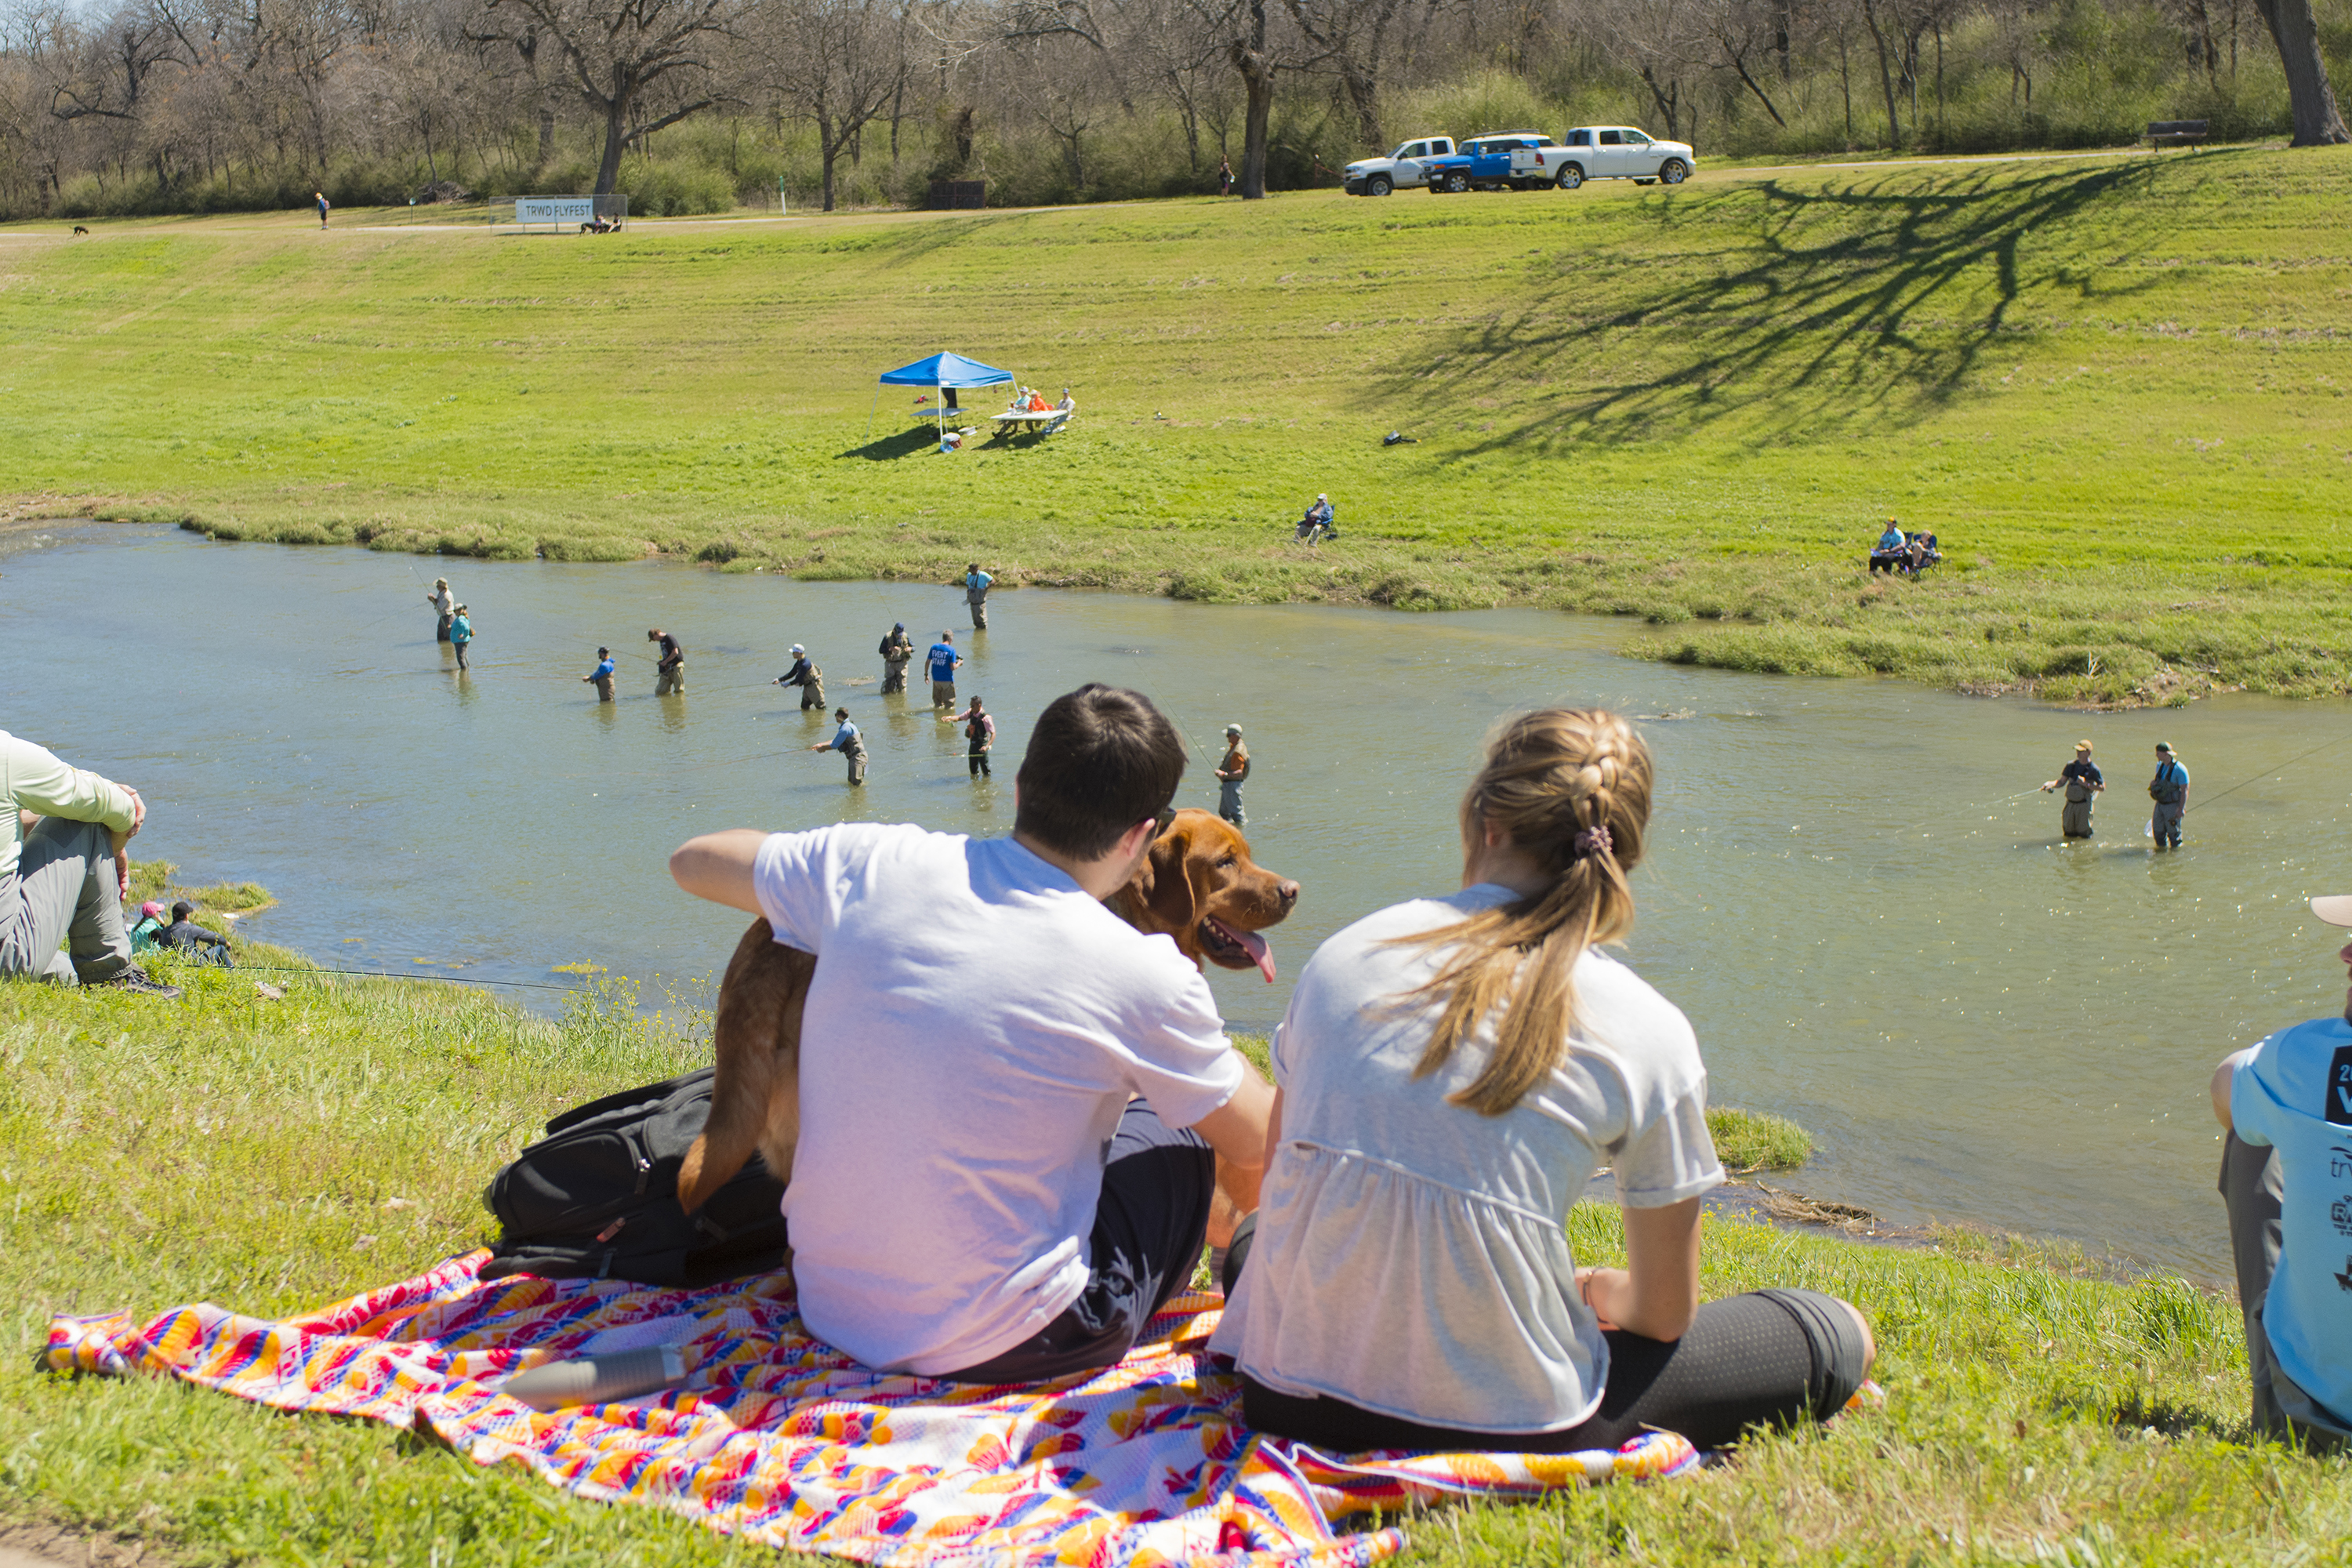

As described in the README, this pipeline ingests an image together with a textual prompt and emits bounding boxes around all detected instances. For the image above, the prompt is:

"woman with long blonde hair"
[1211,709,1873,1452]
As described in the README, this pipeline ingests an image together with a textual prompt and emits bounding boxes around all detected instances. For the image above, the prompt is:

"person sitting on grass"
[2209,895,2352,1453]
[160,900,233,964]
[1210,708,1875,1454]
[1,729,177,997]
[129,899,169,953]
[1869,519,1908,574]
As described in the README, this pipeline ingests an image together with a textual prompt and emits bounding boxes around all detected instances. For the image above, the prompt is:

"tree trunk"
[1341,62,1381,151]
[537,103,555,169]
[2251,0,2351,143]
[1860,0,1903,149]
[819,111,838,211]
[1230,34,1275,198]
[594,91,630,194]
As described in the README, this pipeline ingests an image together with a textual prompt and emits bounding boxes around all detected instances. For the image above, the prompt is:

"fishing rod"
[2184,728,2352,815]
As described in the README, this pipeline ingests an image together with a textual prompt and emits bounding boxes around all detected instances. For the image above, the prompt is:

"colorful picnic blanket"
[45,1250,1700,1566]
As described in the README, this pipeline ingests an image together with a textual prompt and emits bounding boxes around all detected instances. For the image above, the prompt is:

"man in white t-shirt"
[670,683,1273,1382]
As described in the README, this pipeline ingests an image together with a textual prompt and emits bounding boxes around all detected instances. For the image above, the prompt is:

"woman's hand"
[1574,1266,1628,1331]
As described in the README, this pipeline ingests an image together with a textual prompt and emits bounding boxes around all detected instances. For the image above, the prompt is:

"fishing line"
[218,964,585,993]
[2183,728,2352,815]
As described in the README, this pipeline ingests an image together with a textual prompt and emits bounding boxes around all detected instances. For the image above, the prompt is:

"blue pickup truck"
[1421,131,1567,193]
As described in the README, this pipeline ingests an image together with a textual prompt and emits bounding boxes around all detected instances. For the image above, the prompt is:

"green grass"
[123,858,277,918]
[6,143,2351,702]
[1706,1107,1814,1173]
[3,962,2347,1564]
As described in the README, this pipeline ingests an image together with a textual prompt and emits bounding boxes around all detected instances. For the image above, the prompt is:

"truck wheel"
[1659,159,1688,184]
[1443,172,1469,194]
[1367,173,1392,197]
[1555,164,1584,191]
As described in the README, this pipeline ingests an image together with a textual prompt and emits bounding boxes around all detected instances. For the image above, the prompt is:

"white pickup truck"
[1341,136,1457,197]
[1520,126,1697,189]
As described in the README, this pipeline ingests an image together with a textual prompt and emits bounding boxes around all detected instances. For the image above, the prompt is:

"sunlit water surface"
[10,524,2350,1279]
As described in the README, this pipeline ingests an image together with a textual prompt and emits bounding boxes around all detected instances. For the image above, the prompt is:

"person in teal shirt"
[1869,519,1908,574]
[449,606,474,673]
[965,563,993,630]
[129,899,168,953]
[2211,895,2352,1452]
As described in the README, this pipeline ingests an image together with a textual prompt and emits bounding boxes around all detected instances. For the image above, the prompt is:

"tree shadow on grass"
[1396,158,2170,453]
[841,425,942,461]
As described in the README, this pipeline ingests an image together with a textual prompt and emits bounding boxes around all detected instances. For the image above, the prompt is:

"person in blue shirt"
[2148,742,2190,849]
[965,563,993,630]
[448,605,474,673]
[811,707,867,785]
[1868,519,1908,575]
[927,631,962,710]
[582,646,616,702]
[2211,896,2352,1453]
[1294,493,1335,545]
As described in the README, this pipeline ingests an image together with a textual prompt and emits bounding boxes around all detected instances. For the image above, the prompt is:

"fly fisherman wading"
[965,563,993,631]
[880,623,914,694]
[2041,739,2104,840]
[777,645,826,710]
[2150,743,2190,850]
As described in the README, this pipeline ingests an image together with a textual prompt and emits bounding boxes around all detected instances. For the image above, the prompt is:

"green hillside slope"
[6,147,2350,701]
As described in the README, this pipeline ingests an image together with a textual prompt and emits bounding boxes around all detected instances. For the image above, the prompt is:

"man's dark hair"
[1015,684,1186,860]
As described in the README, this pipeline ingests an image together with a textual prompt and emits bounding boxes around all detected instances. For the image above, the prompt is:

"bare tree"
[1281,0,1405,151]
[740,0,906,209]
[482,0,728,193]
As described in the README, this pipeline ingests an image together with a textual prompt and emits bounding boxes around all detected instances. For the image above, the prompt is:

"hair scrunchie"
[1573,824,1613,858]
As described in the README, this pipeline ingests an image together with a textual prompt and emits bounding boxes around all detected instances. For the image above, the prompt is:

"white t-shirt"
[752,823,1246,1375]
[1210,885,1722,1433]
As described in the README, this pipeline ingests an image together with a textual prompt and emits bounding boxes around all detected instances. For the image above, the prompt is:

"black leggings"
[1239,1288,1867,1454]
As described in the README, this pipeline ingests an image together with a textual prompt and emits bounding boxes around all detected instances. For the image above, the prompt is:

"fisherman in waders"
[2150,742,2190,850]
[960,696,996,779]
[650,629,686,695]
[1214,724,1249,826]
[2040,739,2103,839]
[426,577,455,642]
[813,708,867,785]
[583,646,616,702]
[965,563,993,631]
[880,622,914,694]
[776,644,825,710]
[928,631,963,710]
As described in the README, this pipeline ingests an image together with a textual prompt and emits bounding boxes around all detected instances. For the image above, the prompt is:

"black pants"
[969,746,991,778]
[939,1100,1214,1385]
[1237,1271,1867,1453]
[2220,1131,2350,1451]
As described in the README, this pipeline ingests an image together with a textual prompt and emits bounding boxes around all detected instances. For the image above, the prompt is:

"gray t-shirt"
[1209,884,1722,1432]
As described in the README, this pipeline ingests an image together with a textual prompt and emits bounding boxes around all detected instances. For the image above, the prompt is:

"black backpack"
[480,1067,791,1287]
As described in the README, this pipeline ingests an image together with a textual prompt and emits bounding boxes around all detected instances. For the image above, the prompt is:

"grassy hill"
[5,145,2351,702]
[3,955,2344,1565]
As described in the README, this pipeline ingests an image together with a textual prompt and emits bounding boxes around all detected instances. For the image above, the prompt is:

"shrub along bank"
[0,948,2341,1565]
[9,146,2352,705]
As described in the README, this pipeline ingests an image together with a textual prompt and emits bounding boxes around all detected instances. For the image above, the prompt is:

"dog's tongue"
[1214,918,1277,982]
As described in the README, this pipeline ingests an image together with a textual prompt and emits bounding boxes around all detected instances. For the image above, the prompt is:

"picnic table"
[993,407,1074,437]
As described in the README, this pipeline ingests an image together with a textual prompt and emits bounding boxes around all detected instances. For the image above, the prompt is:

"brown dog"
[673,809,1298,1214]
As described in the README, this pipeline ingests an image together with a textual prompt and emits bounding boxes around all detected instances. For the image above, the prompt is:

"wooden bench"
[2147,119,2209,147]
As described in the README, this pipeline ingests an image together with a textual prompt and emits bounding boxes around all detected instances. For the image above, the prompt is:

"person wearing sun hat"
[2208,895,2352,1453]
[1214,724,1250,826]
[2148,742,2190,850]
[2040,739,2103,839]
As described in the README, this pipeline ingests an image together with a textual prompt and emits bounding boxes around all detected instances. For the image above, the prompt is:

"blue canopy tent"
[872,351,1018,436]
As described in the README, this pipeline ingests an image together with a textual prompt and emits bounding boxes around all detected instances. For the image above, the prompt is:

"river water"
[9,524,2347,1279]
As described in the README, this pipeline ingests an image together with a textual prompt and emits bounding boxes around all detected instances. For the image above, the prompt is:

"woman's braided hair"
[1386,709,1653,1116]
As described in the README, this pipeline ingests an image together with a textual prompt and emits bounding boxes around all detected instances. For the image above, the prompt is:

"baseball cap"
[2155,742,2172,753]
[790,644,804,655]
[2075,739,2093,750]
[140,900,163,918]
[2314,896,2352,927]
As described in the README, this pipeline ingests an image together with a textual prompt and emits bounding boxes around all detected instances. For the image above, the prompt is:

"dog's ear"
[1137,817,1201,936]
[679,920,809,1214]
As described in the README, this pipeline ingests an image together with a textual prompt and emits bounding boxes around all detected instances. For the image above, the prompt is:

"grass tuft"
[1707,1106,1814,1173]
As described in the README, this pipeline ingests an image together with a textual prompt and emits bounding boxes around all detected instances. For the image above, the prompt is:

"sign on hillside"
[514,196,628,232]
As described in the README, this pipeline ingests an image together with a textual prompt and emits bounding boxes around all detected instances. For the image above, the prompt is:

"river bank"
[5,951,2340,1567]
[6,147,2350,705]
